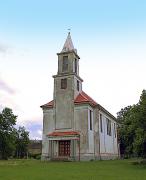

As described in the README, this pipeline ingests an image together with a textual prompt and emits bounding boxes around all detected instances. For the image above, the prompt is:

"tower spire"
[61,32,75,52]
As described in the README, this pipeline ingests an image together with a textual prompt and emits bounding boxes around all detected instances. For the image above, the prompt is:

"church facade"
[41,33,119,161]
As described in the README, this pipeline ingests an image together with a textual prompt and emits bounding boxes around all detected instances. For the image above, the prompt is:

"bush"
[28,153,41,159]
[35,154,41,160]
[131,159,146,165]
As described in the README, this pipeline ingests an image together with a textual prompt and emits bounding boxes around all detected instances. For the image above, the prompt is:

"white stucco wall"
[74,105,88,154]
[99,111,118,159]
[74,105,95,160]
[42,108,54,159]
[74,76,82,98]
[88,107,94,153]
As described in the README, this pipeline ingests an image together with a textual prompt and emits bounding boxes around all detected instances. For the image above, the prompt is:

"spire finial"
[61,29,75,52]
[68,28,71,34]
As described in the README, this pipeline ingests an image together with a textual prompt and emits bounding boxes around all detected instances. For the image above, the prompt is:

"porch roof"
[47,131,80,137]
[47,131,80,140]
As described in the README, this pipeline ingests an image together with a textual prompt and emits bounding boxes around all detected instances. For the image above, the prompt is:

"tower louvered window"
[61,78,67,89]
[77,80,79,91]
[62,56,68,72]
[75,59,77,73]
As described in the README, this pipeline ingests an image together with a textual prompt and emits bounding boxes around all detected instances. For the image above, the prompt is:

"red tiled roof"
[48,131,80,137]
[40,92,116,120]
[40,100,54,108]
[74,91,97,107]
[41,91,97,108]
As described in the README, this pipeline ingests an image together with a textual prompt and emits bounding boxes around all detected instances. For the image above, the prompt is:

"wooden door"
[59,140,70,156]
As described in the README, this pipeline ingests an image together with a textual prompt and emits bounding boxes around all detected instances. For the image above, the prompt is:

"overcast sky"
[0,0,146,139]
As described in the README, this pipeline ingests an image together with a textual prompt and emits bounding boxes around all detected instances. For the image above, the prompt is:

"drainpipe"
[78,136,80,161]
[98,112,101,160]
[117,127,120,159]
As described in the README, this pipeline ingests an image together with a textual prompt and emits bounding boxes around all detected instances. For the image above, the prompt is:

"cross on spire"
[68,28,71,33]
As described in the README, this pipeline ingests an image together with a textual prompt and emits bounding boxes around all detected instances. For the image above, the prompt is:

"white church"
[41,33,119,161]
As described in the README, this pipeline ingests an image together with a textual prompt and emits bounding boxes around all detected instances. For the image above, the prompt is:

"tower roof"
[61,32,76,52]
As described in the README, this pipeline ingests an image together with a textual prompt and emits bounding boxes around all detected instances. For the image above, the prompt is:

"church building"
[41,33,119,161]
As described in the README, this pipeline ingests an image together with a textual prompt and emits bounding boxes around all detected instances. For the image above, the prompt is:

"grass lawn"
[0,159,145,180]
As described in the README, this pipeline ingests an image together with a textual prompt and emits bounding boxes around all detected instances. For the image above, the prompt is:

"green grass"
[0,159,146,180]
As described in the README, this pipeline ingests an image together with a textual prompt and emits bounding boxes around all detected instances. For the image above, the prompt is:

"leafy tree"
[117,90,146,158]
[0,108,17,159]
[135,90,146,157]
[15,126,29,158]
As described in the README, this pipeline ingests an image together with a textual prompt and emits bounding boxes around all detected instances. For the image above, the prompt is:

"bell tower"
[53,32,83,130]
[57,32,79,76]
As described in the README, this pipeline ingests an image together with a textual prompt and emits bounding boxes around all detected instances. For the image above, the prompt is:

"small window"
[62,56,68,72]
[89,110,93,130]
[77,80,79,91]
[106,118,111,136]
[114,123,117,138]
[61,78,67,89]
[75,59,77,73]
[100,114,103,133]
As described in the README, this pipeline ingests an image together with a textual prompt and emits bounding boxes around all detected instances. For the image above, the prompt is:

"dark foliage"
[117,90,146,158]
[0,107,30,159]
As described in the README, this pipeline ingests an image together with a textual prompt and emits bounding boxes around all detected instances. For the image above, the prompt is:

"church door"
[59,140,70,156]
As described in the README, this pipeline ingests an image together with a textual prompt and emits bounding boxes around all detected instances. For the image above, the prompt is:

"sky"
[0,0,146,139]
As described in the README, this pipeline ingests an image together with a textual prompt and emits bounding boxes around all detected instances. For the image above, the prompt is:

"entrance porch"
[47,131,80,161]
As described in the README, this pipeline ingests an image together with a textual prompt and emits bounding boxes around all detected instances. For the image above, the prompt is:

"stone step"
[51,157,72,162]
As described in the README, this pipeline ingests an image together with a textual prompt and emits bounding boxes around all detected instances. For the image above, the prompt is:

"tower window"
[75,59,77,73]
[106,118,111,136]
[100,114,103,133]
[77,80,79,91]
[62,56,68,72]
[61,78,67,89]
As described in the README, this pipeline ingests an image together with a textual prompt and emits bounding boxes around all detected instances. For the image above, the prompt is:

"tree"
[117,90,146,158]
[0,108,17,159]
[134,90,146,157]
[15,126,29,158]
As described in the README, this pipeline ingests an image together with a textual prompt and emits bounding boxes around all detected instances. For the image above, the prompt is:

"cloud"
[0,104,4,111]
[26,122,42,140]
[16,119,43,140]
[0,44,8,54]
[0,78,15,94]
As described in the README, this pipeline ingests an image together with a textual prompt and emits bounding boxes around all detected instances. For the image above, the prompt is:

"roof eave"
[74,101,96,108]
[96,104,117,121]
[40,105,53,109]
[57,50,80,59]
